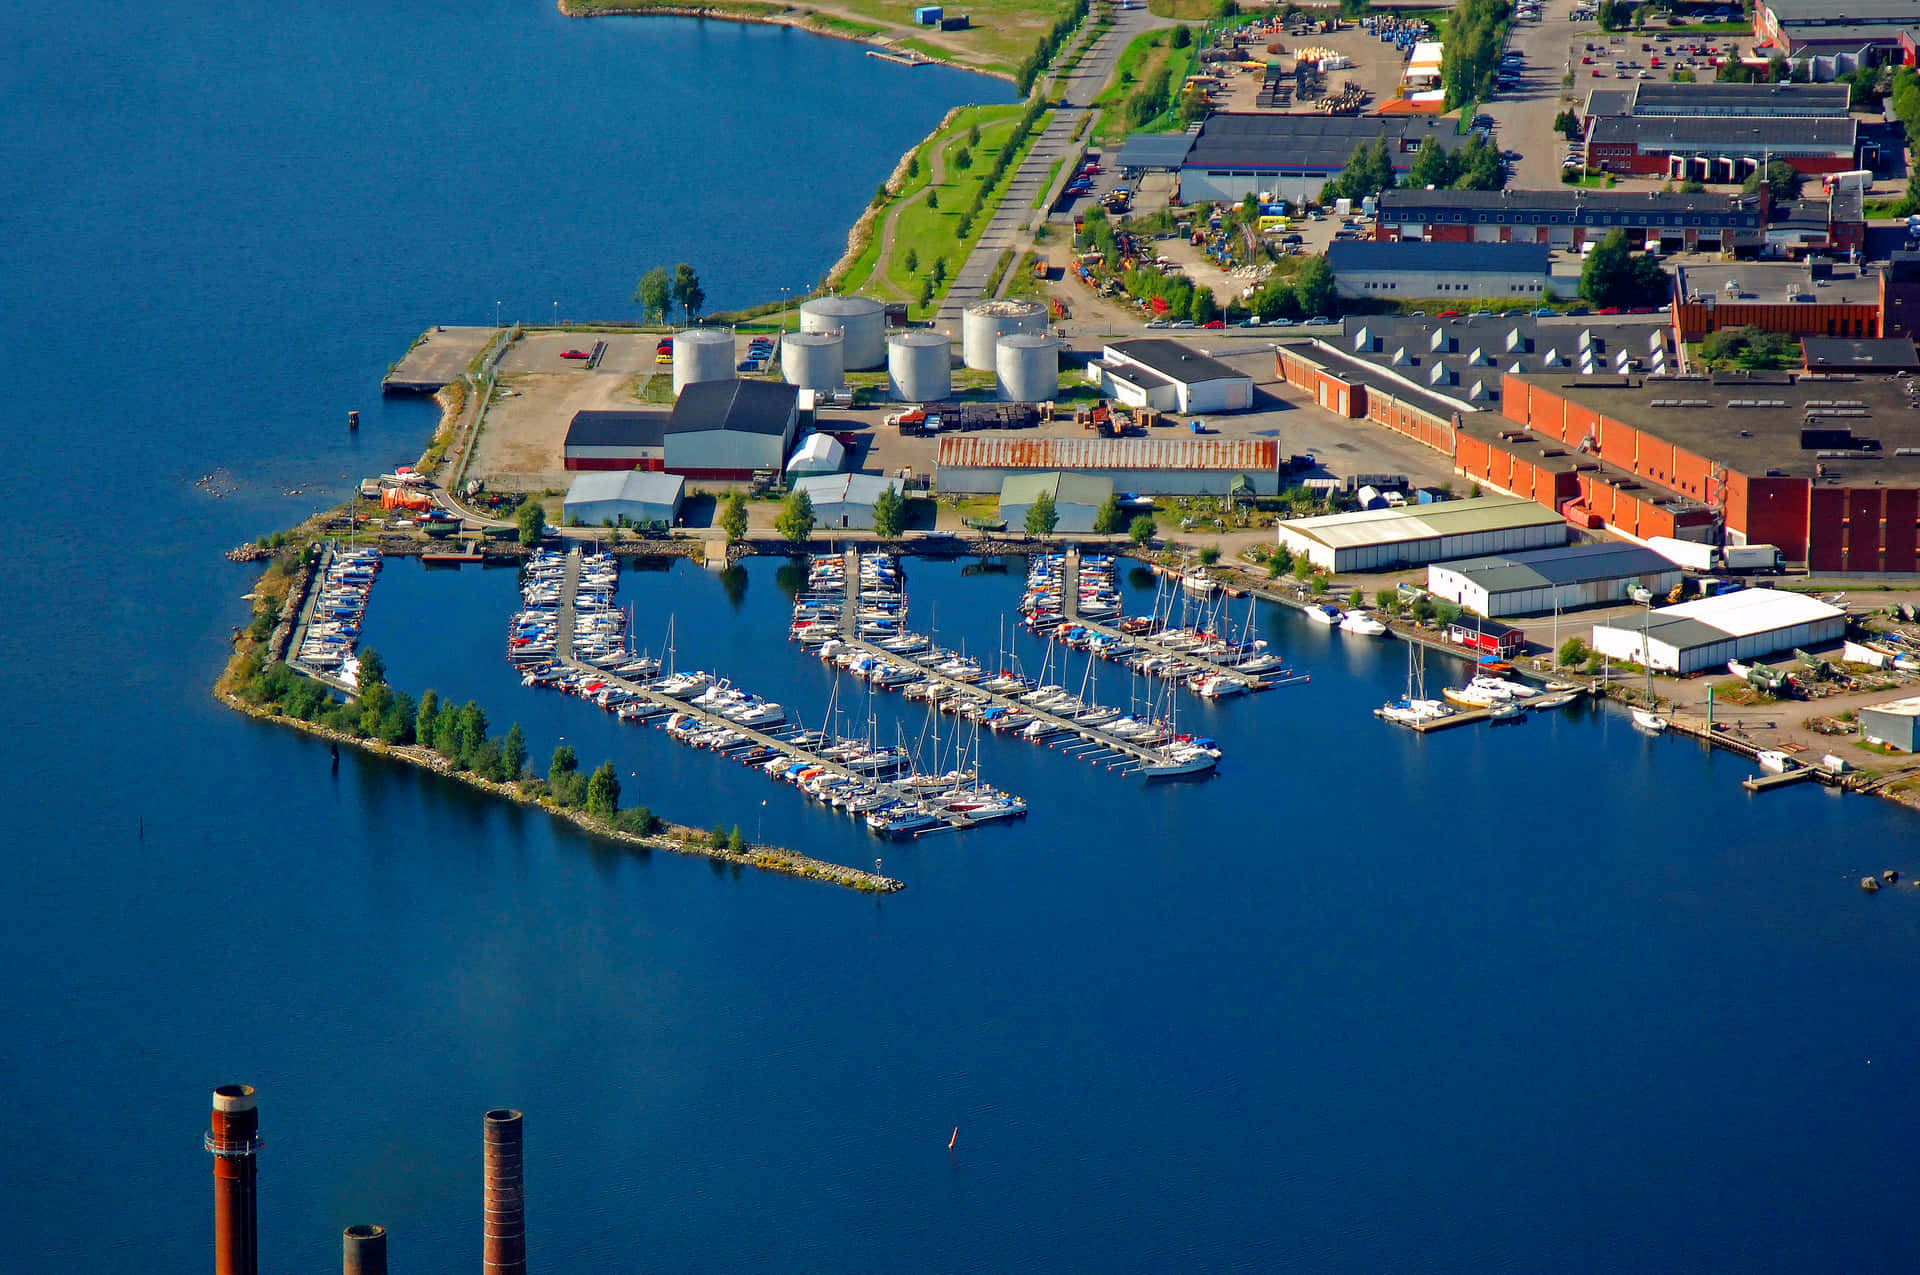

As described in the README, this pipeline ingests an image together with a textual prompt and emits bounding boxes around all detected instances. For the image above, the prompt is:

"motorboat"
[1442,684,1502,709]
[1488,701,1526,723]
[1529,691,1578,711]
[1304,604,1344,626]
[1756,749,1795,773]
[1339,611,1387,637]
[1630,707,1668,732]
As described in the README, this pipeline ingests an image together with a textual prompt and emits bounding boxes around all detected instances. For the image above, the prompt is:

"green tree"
[454,701,488,763]
[1025,491,1059,538]
[729,826,746,854]
[955,146,973,171]
[968,123,981,146]
[1291,553,1315,582]
[586,761,620,818]
[1270,543,1294,574]
[1295,254,1335,318]
[516,499,547,547]
[670,264,705,321]
[1128,514,1157,545]
[634,266,672,323]
[1742,159,1802,201]
[926,187,938,211]
[1554,110,1580,139]
[1171,23,1192,47]
[956,212,974,239]
[776,487,816,545]
[548,744,578,788]
[501,722,528,779]
[1407,135,1456,189]
[376,690,415,745]
[1189,286,1217,325]
[1375,588,1396,610]
[918,276,936,307]
[720,492,748,544]
[871,483,906,540]
[1198,545,1221,565]
[1239,193,1261,226]
[710,825,728,849]
[356,647,387,689]
[904,246,919,274]
[415,689,440,744]
[1578,229,1668,307]
[906,154,921,181]
[1093,494,1123,535]
[1558,636,1590,666]
[932,257,948,285]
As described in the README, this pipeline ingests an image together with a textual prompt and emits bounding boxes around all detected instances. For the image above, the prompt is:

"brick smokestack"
[343,1224,389,1275]
[206,1084,262,1275]
[483,1108,526,1274]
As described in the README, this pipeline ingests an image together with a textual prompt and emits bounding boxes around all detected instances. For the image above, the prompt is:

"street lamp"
[495,300,502,330]
[553,300,559,329]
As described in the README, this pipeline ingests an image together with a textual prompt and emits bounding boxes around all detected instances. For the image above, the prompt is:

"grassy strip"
[1148,0,1225,17]
[1034,157,1065,209]
[983,248,1018,297]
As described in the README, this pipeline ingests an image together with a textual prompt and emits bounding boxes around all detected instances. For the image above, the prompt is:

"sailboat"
[1377,643,1454,726]
[1138,672,1219,778]
[1630,644,1668,732]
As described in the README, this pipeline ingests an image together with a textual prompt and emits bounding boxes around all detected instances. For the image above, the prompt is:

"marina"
[285,544,383,694]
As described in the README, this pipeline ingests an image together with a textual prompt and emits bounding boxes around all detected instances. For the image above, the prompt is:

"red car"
[1627,305,1655,314]
[1596,306,1623,315]
[1202,319,1225,329]
[1437,309,1462,317]
[560,349,591,359]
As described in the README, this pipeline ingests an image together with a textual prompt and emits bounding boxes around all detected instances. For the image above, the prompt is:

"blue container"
[914,4,942,22]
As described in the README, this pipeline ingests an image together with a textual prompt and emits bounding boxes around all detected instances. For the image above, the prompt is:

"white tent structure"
[785,432,847,476]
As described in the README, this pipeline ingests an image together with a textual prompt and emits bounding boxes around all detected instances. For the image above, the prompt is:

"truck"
[1648,536,1783,574]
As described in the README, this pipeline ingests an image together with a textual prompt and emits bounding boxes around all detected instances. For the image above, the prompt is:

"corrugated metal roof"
[564,470,684,505]
[937,436,1278,472]
[999,471,1114,506]
[1655,588,1843,638]
[1435,542,1677,593]
[1280,496,1565,549]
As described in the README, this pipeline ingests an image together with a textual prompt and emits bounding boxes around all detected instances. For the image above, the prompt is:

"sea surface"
[5,1,1920,1270]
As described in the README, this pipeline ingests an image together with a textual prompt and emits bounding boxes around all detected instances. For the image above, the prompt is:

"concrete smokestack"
[205,1084,262,1275]
[483,1108,526,1274]
[343,1224,389,1275]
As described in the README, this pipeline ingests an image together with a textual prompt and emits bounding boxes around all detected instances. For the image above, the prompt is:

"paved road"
[935,4,1169,330]
[1480,4,1591,191]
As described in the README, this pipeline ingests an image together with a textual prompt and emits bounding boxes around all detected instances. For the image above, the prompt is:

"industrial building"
[1582,114,1860,181]
[1671,259,1884,339]
[1135,112,1466,204]
[793,472,900,530]
[1503,371,1920,572]
[1426,542,1681,617]
[1275,495,1570,572]
[1584,80,1852,121]
[562,470,685,527]
[663,379,800,480]
[1095,340,1255,414]
[1374,188,1765,251]
[1860,695,1920,752]
[999,471,1114,533]
[563,409,670,471]
[1801,336,1920,371]
[936,436,1282,496]
[1589,588,1846,673]
[1326,240,1554,301]
[1755,0,1920,61]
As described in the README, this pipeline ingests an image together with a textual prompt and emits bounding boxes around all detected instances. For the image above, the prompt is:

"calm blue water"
[6,1,1920,1270]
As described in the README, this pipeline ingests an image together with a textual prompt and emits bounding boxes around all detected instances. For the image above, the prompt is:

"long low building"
[1327,240,1554,302]
[564,409,670,471]
[1589,588,1846,673]
[1860,695,1920,752]
[1426,541,1681,617]
[1097,340,1255,414]
[562,470,685,526]
[793,472,899,530]
[936,436,1281,496]
[1583,114,1859,181]
[1000,472,1112,533]
[1167,112,1466,204]
[1275,495,1570,572]
[562,381,800,480]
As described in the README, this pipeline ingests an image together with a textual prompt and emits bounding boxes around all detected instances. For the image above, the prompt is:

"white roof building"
[1589,588,1845,673]
[562,470,686,527]
[785,432,847,475]
[1276,496,1569,572]
[794,472,900,531]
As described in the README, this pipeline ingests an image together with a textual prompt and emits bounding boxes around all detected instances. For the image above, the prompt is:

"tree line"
[235,649,657,835]
[1321,133,1503,205]
[1438,0,1513,110]
[634,263,705,324]
[1015,0,1091,96]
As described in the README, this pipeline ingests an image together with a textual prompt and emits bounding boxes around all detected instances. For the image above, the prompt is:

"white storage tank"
[962,298,1048,371]
[671,327,735,396]
[781,330,845,391]
[887,329,952,402]
[799,295,887,370]
[995,333,1058,403]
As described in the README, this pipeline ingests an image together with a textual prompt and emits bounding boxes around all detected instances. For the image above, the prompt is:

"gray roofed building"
[1584,113,1857,154]
[1801,337,1920,370]
[1100,340,1256,414]
[1326,240,1552,301]
[1175,112,1463,202]
[1765,0,1918,24]
[1426,542,1682,616]
[662,379,800,479]
[999,471,1114,534]
[1587,80,1850,118]
[562,470,686,526]
[1321,314,1674,407]
[563,409,674,471]
[1115,133,1199,171]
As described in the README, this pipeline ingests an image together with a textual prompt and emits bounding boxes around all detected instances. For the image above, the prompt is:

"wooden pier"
[1742,767,1819,793]
[833,550,1177,776]
[284,544,358,696]
[1059,549,1266,692]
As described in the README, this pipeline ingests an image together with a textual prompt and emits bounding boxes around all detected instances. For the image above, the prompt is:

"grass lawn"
[1148,0,1221,18]
[1033,158,1065,208]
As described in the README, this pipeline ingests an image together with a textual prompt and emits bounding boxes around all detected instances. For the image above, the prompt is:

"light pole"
[553,300,559,329]
[495,300,502,330]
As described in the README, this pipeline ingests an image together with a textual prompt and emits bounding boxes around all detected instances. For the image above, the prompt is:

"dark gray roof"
[1377,187,1762,227]
[1438,542,1679,593]
[1116,132,1199,170]
[1605,611,1730,650]
[1624,80,1851,116]
[1104,360,1175,389]
[1278,340,1490,421]
[1587,113,1856,151]
[1584,88,1636,118]
[1801,336,1920,369]
[668,379,799,436]
[1107,340,1247,386]
[1180,112,1461,172]
[1766,0,1919,25]
[1327,240,1549,276]
[565,409,672,449]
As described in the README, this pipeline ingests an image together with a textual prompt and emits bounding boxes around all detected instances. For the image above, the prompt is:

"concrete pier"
[381,326,495,393]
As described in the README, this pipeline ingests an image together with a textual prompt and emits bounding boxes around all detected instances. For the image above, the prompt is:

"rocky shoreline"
[223,694,906,894]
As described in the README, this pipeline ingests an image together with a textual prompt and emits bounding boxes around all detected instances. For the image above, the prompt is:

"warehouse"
[561,470,685,527]
[793,472,899,531]
[1860,695,1920,752]
[1098,341,1255,414]
[1275,495,1570,572]
[1671,260,1882,339]
[563,410,670,471]
[1582,114,1859,181]
[1588,588,1846,673]
[937,436,1281,496]
[663,380,800,480]
[1374,187,1765,252]
[999,472,1114,534]
[1426,542,1681,617]
[1326,241,1553,301]
[1171,112,1465,204]
[1584,80,1851,121]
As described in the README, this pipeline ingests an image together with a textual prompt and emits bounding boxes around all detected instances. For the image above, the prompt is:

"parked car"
[1532,306,1556,316]
[1237,316,1264,327]
[1202,319,1226,329]
[1145,319,1171,328]
[1170,319,1197,328]
[561,349,591,360]
[1437,309,1462,317]
[1307,315,1332,325]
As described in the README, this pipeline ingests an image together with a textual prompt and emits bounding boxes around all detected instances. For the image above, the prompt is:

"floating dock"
[1741,766,1819,793]
[1058,549,1269,693]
